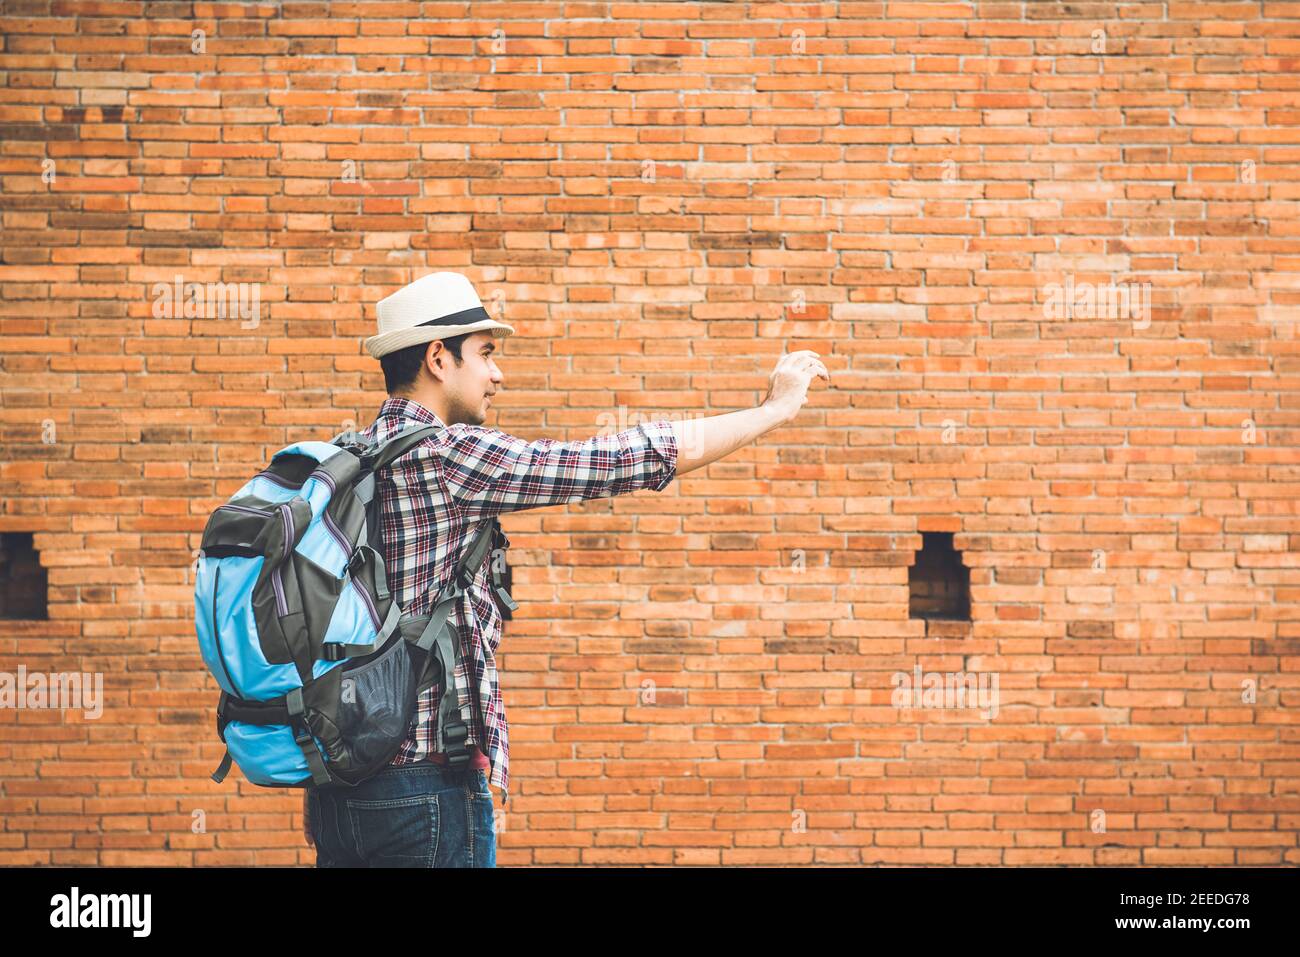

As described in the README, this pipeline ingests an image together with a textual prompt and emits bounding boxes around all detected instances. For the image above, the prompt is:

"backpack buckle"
[347,547,366,578]
[442,718,470,771]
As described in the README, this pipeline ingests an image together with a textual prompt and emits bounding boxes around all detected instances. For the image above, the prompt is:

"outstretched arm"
[437,349,829,518]
[671,350,830,477]
[439,419,680,522]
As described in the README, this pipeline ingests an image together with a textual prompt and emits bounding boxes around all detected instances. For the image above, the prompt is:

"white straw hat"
[365,271,515,359]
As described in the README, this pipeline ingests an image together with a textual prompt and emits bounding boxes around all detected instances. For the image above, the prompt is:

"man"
[305,271,829,866]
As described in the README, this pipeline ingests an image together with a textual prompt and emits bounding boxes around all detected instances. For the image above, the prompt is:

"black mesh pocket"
[333,636,420,778]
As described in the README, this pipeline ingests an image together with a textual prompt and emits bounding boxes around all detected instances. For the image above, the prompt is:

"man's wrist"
[759,400,792,431]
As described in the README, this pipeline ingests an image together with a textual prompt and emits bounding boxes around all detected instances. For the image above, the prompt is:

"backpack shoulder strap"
[408,517,499,654]
[361,423,442,474]
[341,422,440,525]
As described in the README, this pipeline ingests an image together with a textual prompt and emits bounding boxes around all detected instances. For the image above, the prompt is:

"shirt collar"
[377,395,445,428]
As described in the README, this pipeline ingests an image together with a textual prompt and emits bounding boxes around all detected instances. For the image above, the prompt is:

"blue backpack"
[193,423,516,789]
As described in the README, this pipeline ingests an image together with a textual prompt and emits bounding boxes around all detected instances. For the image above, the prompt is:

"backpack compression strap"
[408,517,502,770]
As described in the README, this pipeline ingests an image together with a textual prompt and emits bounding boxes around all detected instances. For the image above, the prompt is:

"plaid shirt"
[359,396,679,806]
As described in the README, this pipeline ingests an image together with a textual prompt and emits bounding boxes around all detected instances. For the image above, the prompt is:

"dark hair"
[380,332,468,395]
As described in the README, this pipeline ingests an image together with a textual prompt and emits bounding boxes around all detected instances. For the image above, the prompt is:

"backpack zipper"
[218,502,274,518]
[271,503,292,616]
[351,569,381,633]
[210,564,237,693]
[271,567,287,616]
[255,470,300,490]
[310,472,347,551]
[312,470,342,539]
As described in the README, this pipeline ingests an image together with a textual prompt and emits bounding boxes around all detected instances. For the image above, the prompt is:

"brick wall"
[1,1,1298,866]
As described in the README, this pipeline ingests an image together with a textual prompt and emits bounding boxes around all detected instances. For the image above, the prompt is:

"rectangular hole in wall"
[0,532,48,620]
[908,531,971,624]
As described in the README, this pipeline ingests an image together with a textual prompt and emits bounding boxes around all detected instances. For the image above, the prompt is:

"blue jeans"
[308,762,496,868]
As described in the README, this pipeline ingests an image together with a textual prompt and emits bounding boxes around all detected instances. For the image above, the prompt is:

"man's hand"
[303,791,314,847]
[761,350,830,426]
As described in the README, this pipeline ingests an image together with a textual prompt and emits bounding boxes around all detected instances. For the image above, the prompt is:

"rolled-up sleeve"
[439,420,678,521]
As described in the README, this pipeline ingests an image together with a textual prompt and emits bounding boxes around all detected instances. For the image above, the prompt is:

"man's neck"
[392,390,450,425]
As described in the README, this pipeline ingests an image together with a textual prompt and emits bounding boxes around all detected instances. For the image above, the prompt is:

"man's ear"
[424,339,447,382]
